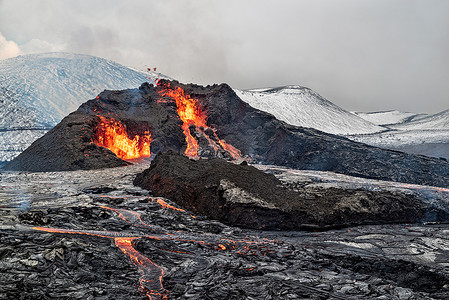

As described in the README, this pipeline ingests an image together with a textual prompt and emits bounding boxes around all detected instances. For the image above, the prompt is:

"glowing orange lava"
[33,205,276,299]
[93,116,151,160]
[156,198,186,212]
[115,237,168,300]
[33,226,168,300]
[158,83,241,160]
[158,85,206,158]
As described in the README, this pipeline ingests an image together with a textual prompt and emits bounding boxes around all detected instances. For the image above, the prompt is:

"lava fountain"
[93,116,151,160]
[158,83,241,160]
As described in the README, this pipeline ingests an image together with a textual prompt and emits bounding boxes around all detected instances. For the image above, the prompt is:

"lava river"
[33,200,276,300]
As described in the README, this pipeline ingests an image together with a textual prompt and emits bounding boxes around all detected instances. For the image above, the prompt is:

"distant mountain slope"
[349,109,449,160]
[388,109,449,130]
[235,86,385,135]
[352,110,427,126]
[0,52,167,161]
[235,85,449,160]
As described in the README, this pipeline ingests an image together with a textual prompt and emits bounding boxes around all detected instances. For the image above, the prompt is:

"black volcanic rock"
[134,151,428,230]
[5,79,449,190]
[2,164,449,299]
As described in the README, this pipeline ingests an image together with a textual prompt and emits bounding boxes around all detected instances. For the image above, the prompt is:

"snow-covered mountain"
[0,52,167,162]
[236,86,449,160]
[235,86,385,135]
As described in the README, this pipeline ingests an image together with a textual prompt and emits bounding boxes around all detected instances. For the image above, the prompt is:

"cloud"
[0,32,22,60]
[21,39,66,54]
[0,0,448,113]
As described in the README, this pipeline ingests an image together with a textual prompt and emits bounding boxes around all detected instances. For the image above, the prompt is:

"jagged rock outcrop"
[133,151,432,230]
[5,80,449,190]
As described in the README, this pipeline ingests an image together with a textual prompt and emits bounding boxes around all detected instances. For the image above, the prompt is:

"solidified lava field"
[1,163,449,300]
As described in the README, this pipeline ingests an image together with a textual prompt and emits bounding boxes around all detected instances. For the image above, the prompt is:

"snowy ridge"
[349,129,449,148]
[388,109,449,130]
[235,86,386,135]
[352,110,427,126]
[0,52,169,161]
[348,109,449,160]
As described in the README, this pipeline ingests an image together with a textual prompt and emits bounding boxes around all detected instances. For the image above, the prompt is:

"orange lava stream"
[93,116,151,160]
[33,226,168,300]
[155,198,186,212]
[158,85,205,158]
[217,138,242,159]
[33,205,276,298]
[182,123,200,158]
[158,84,241,160]
[115,237,168,300]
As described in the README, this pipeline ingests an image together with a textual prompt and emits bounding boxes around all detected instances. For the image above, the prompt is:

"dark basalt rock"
[5,80,449,190]
[134,151,429,230]
[2,166,449,299]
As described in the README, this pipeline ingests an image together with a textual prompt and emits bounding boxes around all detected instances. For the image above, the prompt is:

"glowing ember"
[93,116,151,160]
[158,83,241,160]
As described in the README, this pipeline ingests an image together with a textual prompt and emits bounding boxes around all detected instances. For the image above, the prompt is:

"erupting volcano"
[6,79,449,192]
[93,116,152,160]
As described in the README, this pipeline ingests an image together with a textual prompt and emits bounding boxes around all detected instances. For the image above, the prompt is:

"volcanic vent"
[93,116,152,160]
[3,80,244,172]
[5,80,449,189]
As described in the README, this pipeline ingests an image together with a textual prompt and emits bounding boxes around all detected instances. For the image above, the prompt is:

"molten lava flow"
[33,204,277,299]
[158,85,206,158]
[93,116,151,160]
[115,237,168,300]
[158,83,241,160]
[155,198,186,212]
[33,226,168,300]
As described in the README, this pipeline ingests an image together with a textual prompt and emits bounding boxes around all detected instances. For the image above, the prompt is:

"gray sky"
[0,0,448,113]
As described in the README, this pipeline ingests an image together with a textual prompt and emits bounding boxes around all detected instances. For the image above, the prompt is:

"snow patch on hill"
[348,110,449,160]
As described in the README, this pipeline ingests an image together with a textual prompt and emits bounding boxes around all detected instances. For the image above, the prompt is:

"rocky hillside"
[134,151,432,230]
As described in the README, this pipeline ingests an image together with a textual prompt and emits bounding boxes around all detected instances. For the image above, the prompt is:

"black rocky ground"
[4,80,449,189]
[1,164,449,299]
[134,151,439,230]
